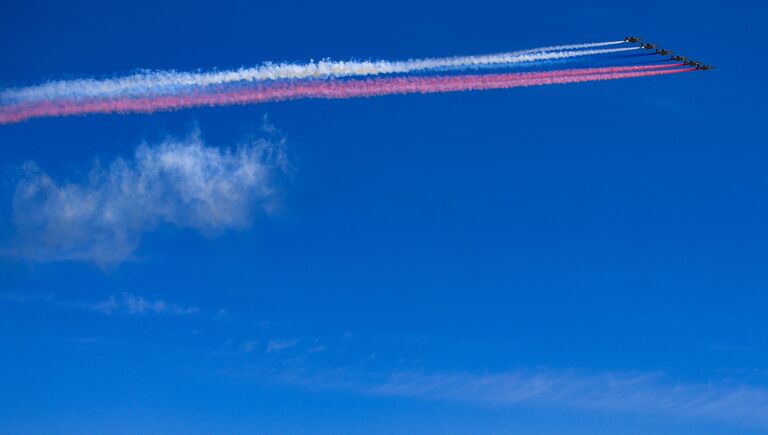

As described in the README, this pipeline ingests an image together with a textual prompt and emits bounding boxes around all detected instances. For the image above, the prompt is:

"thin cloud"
[3,291,200,317]
[90,292,199,316]
[210,353,768,427]
[7,286,766,426]
[8,127,287,266]
[266,338,299,353]
[361,369,768,425]
[204,333,768,426]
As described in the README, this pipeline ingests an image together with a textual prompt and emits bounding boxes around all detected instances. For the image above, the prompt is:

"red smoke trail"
[0,65,692,124]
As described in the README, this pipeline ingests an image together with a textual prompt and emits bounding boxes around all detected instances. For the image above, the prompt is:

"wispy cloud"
[266,338,299,353]
[202,332,768,427]
[6,285,766,427]
[358,369,768,425]
[7,125,287,266]
[89,292,199,316]
[3,291,200,317]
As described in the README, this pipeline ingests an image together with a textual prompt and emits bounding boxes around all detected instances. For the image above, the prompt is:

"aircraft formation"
[624,36,714,70]
[0,39,708,124]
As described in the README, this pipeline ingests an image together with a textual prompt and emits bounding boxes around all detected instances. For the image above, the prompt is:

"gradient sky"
[1,0,767,433]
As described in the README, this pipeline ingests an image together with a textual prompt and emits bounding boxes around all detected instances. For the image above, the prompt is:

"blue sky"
[1,0,767,433]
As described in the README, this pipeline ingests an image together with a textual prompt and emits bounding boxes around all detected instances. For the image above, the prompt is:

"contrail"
[1,44,635,104]
[0,65,692,124]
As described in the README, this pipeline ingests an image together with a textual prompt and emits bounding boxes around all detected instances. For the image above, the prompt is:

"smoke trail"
[1,45,637,104]
[0,65,692,124]
[429,51,656,73]
[512,40,625,53]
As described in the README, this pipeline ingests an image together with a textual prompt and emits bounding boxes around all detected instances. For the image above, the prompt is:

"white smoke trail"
[1,42,633,104]
[513,40,625,53]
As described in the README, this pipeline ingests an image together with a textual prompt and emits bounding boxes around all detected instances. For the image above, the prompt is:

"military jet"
[655,49,672,56]
[624,36,642,43]
[670,55,689,62]
[640,43,657,49]
[696,64,715,70]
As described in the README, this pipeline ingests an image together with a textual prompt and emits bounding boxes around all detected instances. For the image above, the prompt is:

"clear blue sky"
[1,0,767,433]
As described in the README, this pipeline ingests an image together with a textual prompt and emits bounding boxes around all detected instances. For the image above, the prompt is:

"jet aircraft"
[621,36,713,71]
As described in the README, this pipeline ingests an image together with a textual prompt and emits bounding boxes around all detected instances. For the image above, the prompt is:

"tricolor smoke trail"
[0,41,696,124]
[1,43,634,103]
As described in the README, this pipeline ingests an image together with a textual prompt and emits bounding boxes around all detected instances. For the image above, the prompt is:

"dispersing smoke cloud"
[9,128,287,266]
